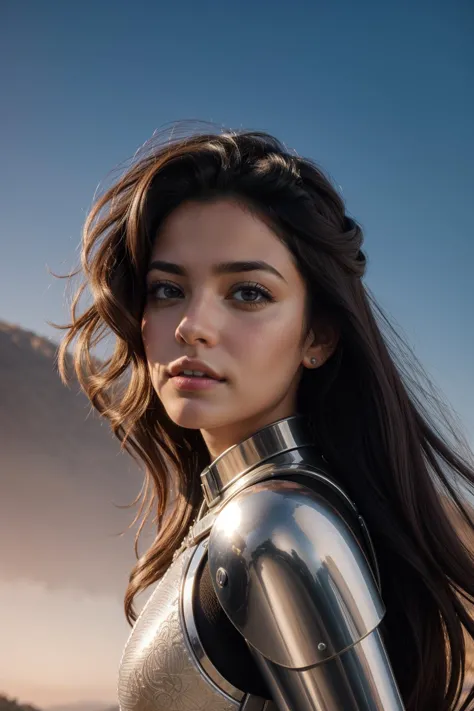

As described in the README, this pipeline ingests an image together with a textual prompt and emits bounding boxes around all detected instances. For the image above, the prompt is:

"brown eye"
[230,282,275,307]
[147,281,183,301]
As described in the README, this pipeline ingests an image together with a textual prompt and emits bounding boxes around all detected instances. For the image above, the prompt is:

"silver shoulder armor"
[208,478,405,711]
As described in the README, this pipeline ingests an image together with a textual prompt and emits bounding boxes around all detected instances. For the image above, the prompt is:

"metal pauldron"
[190,460,382,594]
[207,477,384,667]
[207,478,405,710]
[208,478,403,711]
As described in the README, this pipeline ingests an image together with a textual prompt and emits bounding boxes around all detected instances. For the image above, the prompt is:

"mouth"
[169,373,227,392]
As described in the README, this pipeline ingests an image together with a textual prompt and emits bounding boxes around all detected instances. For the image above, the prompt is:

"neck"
[200,405,302,461]
[200,414,314,507]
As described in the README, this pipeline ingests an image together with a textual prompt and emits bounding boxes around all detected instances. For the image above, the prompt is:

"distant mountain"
[0,693,41,711]
[0,695,118,711]
[0,319,146,599]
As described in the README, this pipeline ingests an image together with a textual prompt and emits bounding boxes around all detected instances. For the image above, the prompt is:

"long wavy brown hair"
[55,122,474,710]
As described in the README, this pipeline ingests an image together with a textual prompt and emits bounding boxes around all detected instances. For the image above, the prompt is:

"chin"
[163,399,225,431]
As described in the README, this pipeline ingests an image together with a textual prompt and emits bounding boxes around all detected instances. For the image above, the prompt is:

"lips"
[171,369,224,381]
[180,371,220,380]
[168,358,225,381]
[175,372,220,380]
[170,373,226,392]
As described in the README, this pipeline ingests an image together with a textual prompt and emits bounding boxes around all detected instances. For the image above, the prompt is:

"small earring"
[310,357,317,366]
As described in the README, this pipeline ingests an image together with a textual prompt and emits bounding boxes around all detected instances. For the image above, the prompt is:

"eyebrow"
[147,259,287,283]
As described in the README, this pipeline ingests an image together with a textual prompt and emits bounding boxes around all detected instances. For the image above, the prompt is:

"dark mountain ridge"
[0,319,144,599]
[0,695,118,711]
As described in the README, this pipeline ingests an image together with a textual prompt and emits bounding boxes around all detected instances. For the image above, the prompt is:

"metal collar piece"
[200,414,314,507]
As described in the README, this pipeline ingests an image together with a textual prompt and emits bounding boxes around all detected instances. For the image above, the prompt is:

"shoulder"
[210,477,365,565]
[208,478,384,668]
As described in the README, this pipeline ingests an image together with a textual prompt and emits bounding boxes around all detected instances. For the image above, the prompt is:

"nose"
[175,292,221,346]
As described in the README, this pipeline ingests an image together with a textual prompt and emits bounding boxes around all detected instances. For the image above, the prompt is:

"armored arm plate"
[208,478,385,669]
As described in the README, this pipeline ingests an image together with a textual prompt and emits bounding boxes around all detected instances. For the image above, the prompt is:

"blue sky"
[1,0,473,441]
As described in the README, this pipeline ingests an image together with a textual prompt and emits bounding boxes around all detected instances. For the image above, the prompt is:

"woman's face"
[142,198,326,457]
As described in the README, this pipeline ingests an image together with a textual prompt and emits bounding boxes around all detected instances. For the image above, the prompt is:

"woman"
[57,125,474,710]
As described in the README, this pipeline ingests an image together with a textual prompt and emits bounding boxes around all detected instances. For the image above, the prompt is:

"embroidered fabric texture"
[117,547,238,711]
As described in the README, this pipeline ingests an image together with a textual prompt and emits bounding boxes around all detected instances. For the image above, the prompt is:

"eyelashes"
[146,280,275,308]
[232,282,275,307]
[147,281,181,301]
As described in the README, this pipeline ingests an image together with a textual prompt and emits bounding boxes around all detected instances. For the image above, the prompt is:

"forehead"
[151,198,295,270]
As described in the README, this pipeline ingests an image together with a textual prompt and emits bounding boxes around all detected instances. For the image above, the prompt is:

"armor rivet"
[318,642,327,651]
[216,567,228,587]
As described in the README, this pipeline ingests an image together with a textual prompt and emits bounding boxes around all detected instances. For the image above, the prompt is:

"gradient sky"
[1,0,473,705]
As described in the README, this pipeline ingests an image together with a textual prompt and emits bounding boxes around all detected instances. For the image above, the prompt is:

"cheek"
[141,312,163,362]
[233,312,304,376]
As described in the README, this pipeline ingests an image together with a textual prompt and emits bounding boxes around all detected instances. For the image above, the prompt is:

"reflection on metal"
[208,479,384,667]
[208,478,404,709]
[196,415,381,593]
[201,415,313,506]
[255,629,404,711]
[241,695,277,711]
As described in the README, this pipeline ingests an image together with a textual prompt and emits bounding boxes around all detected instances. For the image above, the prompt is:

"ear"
[302,322,339,370]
